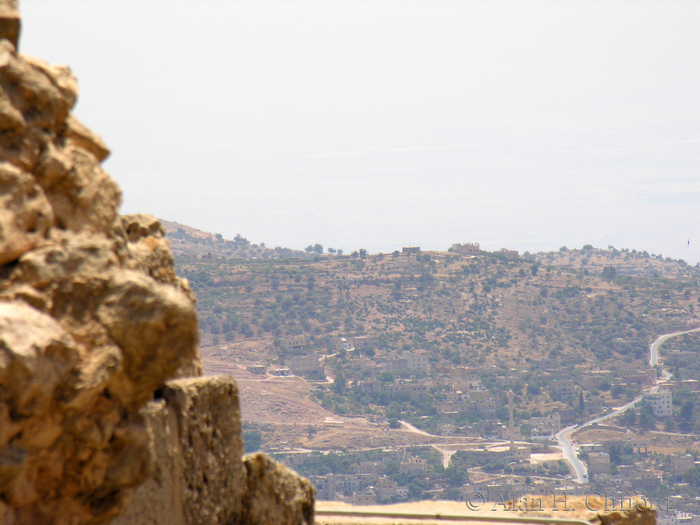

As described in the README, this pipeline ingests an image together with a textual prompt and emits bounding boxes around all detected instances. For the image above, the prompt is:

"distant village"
[245,327,700,521]
[178,231,700,521]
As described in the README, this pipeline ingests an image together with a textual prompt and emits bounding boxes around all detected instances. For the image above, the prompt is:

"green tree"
[243,430,262,453]
[682,401,695,422]
[332,373,346,394]
[378,372,394,383]
[609,443,622,465]
[602,266,617,280]
[313,243,324,254]
[639,406,655,430]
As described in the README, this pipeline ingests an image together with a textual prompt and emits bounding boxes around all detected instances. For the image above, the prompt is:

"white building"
[643,390,672,417]
[396,487,409,500]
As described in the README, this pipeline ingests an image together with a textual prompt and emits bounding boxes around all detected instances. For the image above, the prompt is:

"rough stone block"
[111,400,184,525]
[242,452,316,525]
[163,376,246,525]
[114,376,246,525]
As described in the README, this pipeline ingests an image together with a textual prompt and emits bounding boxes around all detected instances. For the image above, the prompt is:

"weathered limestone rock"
[0,301,79,418]
[113,376,248,525]
[0,12,201,524]
[242,453,316,525]
[0,161,53,265]
[98,271,199,408]
[162,376,247,525]
[0,1,19,49]
[114,377,316,525]
[0,5,315,525]
[109,400,184,525]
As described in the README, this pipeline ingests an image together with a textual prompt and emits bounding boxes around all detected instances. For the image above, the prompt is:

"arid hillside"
[162,223,700,437]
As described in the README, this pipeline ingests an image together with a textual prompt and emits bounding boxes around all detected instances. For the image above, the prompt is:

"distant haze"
[20,1,700,262]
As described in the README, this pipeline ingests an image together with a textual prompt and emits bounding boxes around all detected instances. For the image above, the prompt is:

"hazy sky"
[19,1,700,262]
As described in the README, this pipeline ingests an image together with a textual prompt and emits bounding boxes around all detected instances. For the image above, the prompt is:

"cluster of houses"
[284,448,425,504]
[247,338,688,442]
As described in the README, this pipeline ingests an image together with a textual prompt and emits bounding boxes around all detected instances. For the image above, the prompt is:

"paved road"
[557,326,700,483]
[649,326,700,366]
[556,394,643,483]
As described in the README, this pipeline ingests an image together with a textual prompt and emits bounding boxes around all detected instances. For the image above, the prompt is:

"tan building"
[353,492,376,505]
[385,381,428,399]
[246,364,266,375]
[671,454,695,477]
[386,353,428,375]
[359,461,383,475]
[550,379,576,397]
[376,477,399,499]
[499,248,519,260]
[402,247,420,255]
[407,353,428,372]
[588,452,610,478]
[386,356,408,374]
[530,413,561,433]
[400,457,428,473]
[623,369,657,387]
[452,243,480,256]
[280,335,306,352]
[579,371,612,390]
[288,353,324,378]
[475,398,497,418]
[381,448,405,463]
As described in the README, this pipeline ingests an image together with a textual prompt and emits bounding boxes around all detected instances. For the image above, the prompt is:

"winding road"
[649,327,700,367]
[557,326,700,483]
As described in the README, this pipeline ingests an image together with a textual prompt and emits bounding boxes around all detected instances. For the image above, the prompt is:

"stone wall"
[0,3,314,523]
[113,377,315,525]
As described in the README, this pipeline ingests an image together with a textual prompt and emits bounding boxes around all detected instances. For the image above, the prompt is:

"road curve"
[558,326,700,483]
[556,394,643,483]
[650,326,700,367]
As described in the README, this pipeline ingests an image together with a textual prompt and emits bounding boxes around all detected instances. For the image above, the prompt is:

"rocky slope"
[0,3,313,524]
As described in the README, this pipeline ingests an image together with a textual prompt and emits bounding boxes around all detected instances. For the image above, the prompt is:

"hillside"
[161,219,311,260]
[161,221,700,439]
